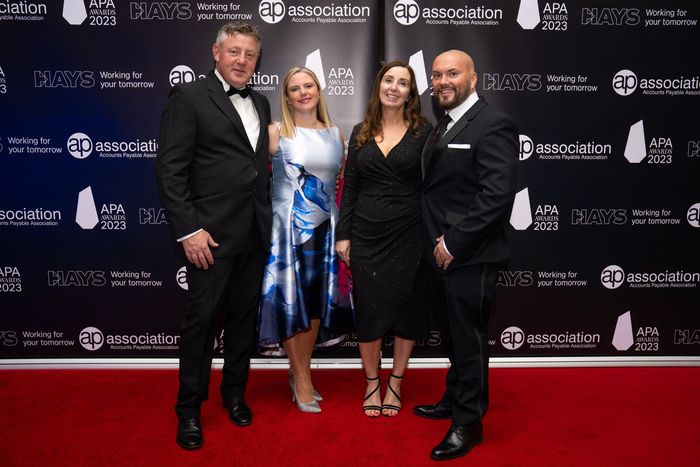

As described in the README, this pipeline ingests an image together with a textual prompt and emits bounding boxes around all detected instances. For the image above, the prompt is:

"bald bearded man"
[416,50,518,461]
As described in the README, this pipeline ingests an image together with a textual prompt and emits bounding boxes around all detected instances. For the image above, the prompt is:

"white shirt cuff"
[177,229,202,242]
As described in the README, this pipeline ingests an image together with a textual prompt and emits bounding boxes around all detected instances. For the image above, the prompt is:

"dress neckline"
[373,128,409,159]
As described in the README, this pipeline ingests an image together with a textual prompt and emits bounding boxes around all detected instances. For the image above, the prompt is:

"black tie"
[227,86,250,98]
[436,113,451,139]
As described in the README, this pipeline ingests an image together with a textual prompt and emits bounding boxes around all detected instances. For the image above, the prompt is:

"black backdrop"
[1,0,698,365]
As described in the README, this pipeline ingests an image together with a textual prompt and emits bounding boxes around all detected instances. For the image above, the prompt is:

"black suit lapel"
[205,71,254,152]
[250,91,267,154]
[423,98,488,176]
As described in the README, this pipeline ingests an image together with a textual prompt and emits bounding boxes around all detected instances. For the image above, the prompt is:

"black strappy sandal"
[382,373,403,416]
[363,375,381,418]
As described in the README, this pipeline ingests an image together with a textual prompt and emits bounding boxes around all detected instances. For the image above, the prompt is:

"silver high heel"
[288,368,322,401]
[291,381,322,413]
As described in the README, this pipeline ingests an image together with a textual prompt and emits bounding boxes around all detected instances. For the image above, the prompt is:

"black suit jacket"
[156,70,272,257]
[422,98,518,267]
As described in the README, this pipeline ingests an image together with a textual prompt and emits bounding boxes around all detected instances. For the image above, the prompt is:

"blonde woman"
[258,67,352,413]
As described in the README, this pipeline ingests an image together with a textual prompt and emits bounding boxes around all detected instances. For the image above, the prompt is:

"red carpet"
[1,367,698,466]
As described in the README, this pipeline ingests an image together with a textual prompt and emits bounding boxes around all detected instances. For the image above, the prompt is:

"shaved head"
[431,50,478,110]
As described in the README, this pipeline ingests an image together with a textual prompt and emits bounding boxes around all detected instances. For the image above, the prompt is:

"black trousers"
[175,226,266,419]
[427,263,498,426]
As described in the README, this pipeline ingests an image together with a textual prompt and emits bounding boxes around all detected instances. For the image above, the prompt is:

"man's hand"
[182,230,219,269]
[433,235,454,270]
[335,240,350,267]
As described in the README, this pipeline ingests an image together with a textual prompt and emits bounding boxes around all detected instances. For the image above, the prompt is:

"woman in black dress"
[336,61,432,418]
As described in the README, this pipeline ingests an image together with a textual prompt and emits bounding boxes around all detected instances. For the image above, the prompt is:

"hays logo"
[501,326,525,350]
[688,203,700,228]
[571,209,627,226]
[47,270,106,287]
[169,65,198,86]
[496,270,534,287]
[34,70,95,88]
[510,188,533,230]
[674,329,700,345]
[0,330,18,346]
[67,132,92,159]
[482,73,542,92]
[394,0,419,25]
[689,141,700,157]
[581,8,640,26]
[259,0,285,24]
[79,326,104,351]
[139,208,168,225]
[129,1,192,20]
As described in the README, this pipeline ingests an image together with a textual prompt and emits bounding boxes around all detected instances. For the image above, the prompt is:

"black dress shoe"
[223,397,253,426]
[176,417,203,450]
[413,401,453,420]
[430,422,483,461]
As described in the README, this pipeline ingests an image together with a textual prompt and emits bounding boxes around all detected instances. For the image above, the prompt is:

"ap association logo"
[501,326,525,350]
[168,65,198,86]
[79,326,104,351]
[394,0,419,25]
[519,134,534,161]
[259,0,285,24]
[612,69,637,96]
[177,266,188,291]
[613,68,700,96]
[66,132,92,159]
[600,265,624,289]
[688,203,700,228]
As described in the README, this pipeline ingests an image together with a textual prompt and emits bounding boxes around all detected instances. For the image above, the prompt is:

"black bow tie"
[227,86,250,98]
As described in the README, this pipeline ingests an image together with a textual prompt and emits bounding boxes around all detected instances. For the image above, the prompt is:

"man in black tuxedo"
[156,22,271,450]
[416,50,518,461]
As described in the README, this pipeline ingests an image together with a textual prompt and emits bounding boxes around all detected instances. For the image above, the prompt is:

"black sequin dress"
[337,121,432,342]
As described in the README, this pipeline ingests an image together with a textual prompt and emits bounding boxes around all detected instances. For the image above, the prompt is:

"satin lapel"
[421,124,441,179]
[249,91,267,154]
[426,99,488,173]
[205,71,251,152]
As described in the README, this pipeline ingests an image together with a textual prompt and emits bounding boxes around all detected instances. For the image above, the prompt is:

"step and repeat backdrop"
[1,0,698,363]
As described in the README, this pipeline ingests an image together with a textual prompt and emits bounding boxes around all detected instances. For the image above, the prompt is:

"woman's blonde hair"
[279,67,332,138]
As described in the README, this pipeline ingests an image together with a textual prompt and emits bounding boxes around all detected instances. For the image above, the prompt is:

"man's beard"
[436,84,470,110]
